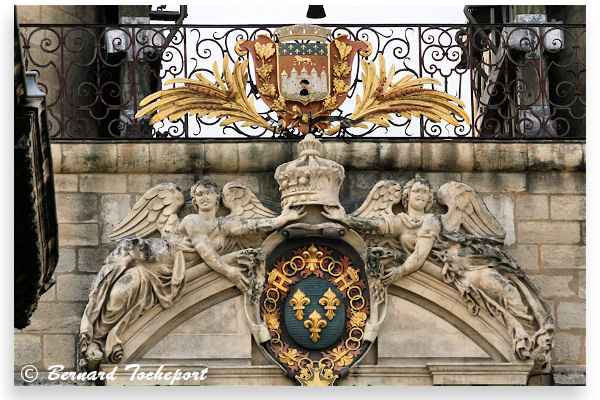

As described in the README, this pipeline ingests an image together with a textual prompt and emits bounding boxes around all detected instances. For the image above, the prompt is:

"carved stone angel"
[80,179,305,369]
[323,177,554,366]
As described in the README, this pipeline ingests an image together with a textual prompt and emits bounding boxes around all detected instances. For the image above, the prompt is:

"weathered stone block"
[540,245,585,269]
[144,334,252,360]
[551,195,586,220]
[553,365,586,385]
[482,194,515,246]
[528,274,575,298]
[460,172,526,193]
[50,143,62,173]
[202,174,260,195]
[151,174,196,191]
[79,174,127,193]
[43,335,76,369]
[61,143,117,173]
[349,142,379,170]
[422,142,474,171]
[204,143,238,172]
[345,171,382,198]
[55,248,76,273]
[39,285,56,302]
[527,172,585,194]
[506,245,539,270]
[53,174,78,192]
[556,302,585,329]
[127,174,152,193]
[257,172,282,203]
[579,271,585,299]
[56,274,96,301]
[320,141,354,167]
[149,143,204,173]
[418,172,463,190]
[322,142,379,170]
[58,223,98,246]
[552,332,582,361]
[117,143,149,172]
[14,334,42,367]
[517,221,580,244]
[527,143,584,171]
[557,302,586,329]
[378,142,422,170]
[78,247,111,273]
[378,297,487,359]
[144,297,251,360]
[238,142,293,172]
[100,194,132,244]
[515,194,548,219]
[55,193,98,223]
[474,143,527,171]
[168,297,249,335]
[23,303,86,334]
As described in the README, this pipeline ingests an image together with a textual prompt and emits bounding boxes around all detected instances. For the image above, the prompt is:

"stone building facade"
[14,140,585,385]
[14,3,585,386]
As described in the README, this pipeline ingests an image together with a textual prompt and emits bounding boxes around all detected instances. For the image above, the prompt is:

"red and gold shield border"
[238,35,370,134]
[260,238,371,385]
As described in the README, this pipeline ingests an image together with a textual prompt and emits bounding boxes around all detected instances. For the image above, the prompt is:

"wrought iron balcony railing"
[19,23,585,140]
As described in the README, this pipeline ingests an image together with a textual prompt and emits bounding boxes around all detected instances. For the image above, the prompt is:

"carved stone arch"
[387,262,520,363]
[118,266,240,364]
[116,261,524,367]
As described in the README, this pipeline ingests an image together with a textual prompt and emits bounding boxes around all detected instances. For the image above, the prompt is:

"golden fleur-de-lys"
[289,289,310,320]
[304,310,327,343]
[319,288,340,320]
[302,244,323,272]
[295,365,338,386]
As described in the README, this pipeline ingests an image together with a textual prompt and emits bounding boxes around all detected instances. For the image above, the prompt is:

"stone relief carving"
[323,176,554,367]
[79,134,554,382]
[79,179,305,369]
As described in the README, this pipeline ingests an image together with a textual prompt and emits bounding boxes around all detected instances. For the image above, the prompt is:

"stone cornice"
[51,141,586,174]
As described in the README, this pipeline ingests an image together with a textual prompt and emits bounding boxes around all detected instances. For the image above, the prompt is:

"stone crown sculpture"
[275,134,345,208]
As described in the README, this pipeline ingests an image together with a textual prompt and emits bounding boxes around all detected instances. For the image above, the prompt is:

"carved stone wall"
[14,141,585,385]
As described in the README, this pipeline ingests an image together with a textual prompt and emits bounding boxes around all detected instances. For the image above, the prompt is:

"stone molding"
[51,142,586,174]
[100,362,533,386]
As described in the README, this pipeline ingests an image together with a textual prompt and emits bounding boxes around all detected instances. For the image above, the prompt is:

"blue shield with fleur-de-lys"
[284,277,345,349]
[260,237,372,386]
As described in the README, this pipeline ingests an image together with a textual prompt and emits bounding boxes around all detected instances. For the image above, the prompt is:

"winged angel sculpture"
[323,177,554,367]
[79,179,305,369]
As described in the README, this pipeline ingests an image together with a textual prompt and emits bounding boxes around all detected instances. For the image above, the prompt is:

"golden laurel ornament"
[135,27,470,137]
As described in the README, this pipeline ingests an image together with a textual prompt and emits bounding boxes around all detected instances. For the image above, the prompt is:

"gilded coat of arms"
[260,239,371,385]
[237,26,370,133]
[135,24,470,137]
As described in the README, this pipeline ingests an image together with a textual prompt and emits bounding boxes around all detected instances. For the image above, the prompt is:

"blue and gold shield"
[261,238,371,386]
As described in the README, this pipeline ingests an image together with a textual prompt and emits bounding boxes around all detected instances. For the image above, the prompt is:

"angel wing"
[220,182,278,252]
[436,181,505,238]
[221,182,278,218]
[109,183,185,241]
[351,180,402,219]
